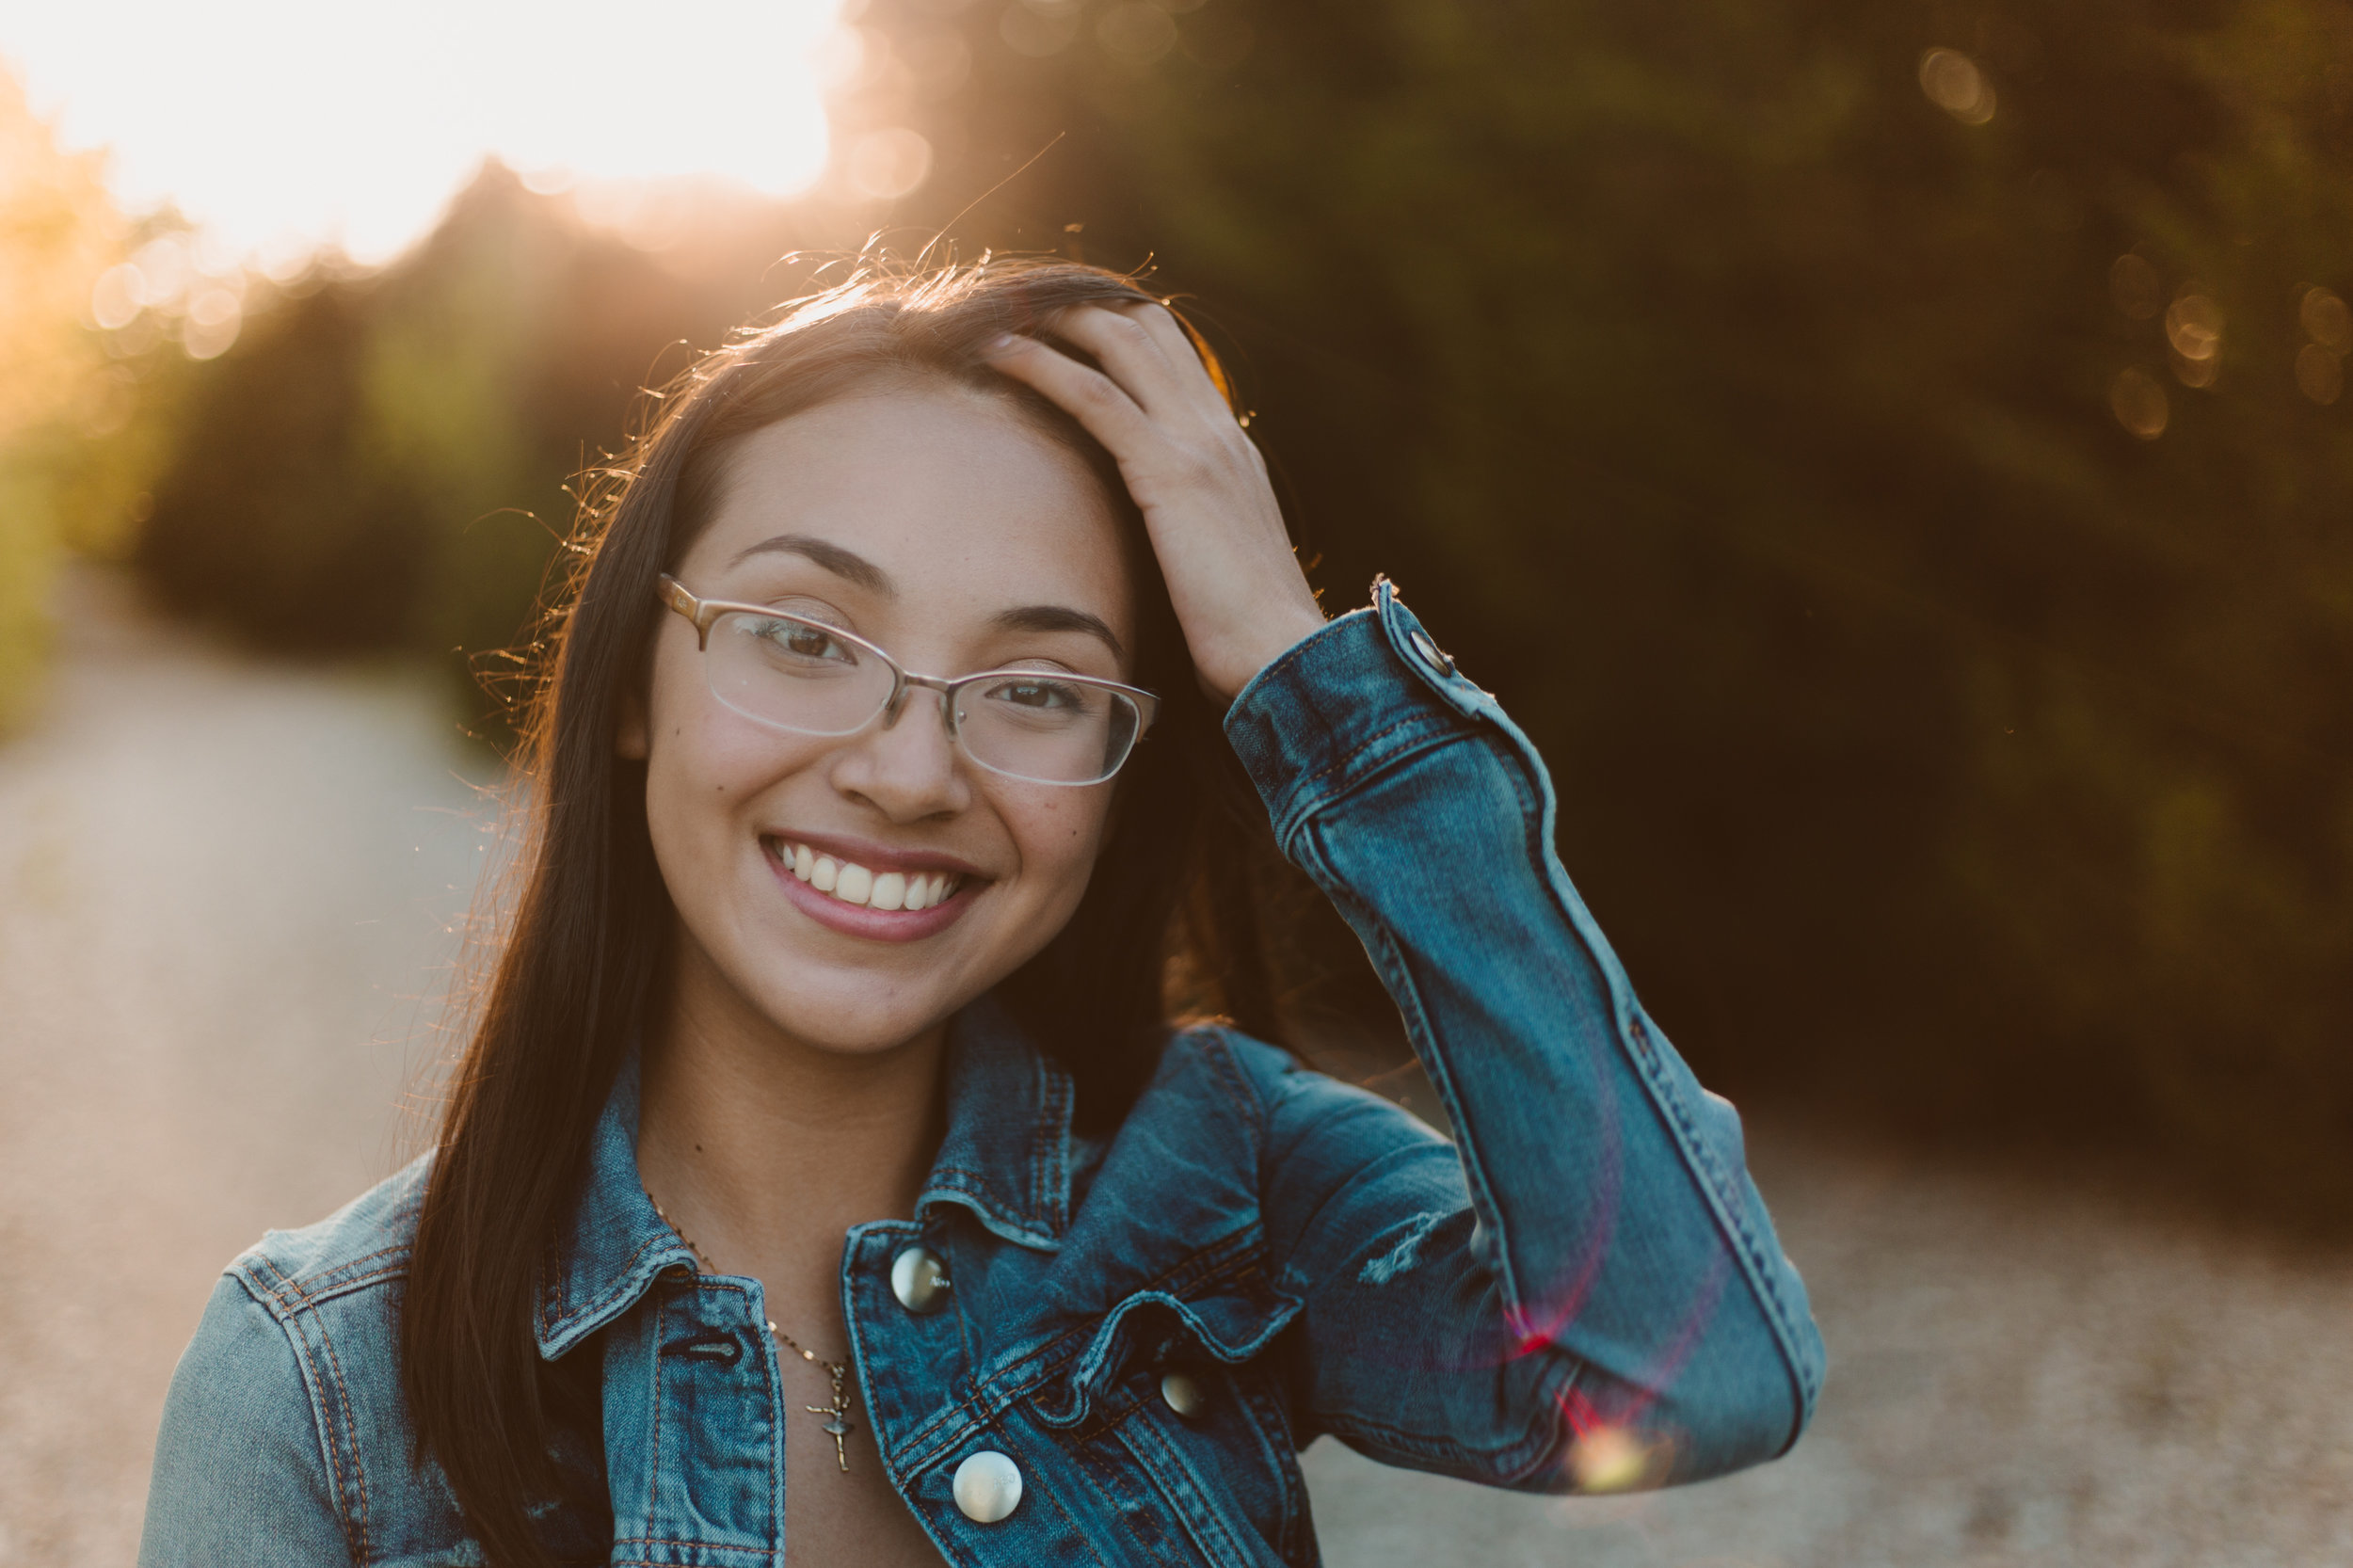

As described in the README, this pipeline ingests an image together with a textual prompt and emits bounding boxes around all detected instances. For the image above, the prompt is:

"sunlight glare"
[3,0,841,265]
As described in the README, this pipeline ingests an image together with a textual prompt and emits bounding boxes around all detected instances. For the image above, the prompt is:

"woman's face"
[625,385,1137,1057]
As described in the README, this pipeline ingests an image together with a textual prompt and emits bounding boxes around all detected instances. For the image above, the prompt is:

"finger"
[1119,302,1245,424]
[983,331,1160,458]
[1048,304,1221,426]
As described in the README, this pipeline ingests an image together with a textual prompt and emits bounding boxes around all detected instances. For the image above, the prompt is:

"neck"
[635,949,949,1299]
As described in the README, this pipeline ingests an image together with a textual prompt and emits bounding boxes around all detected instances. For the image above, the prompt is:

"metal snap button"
[952,1450,1023,1523]
[1407,628,1454,675]
[1159,1370,1208,1419]
[890,1245,952,1314]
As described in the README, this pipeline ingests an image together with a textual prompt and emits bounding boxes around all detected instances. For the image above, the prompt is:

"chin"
[746,970,975,1059]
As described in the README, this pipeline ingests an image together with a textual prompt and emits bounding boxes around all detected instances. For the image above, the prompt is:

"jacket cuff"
[1223,578,1500,850]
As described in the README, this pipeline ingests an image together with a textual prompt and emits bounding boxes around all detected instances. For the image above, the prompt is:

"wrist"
[1205,602,1328,706]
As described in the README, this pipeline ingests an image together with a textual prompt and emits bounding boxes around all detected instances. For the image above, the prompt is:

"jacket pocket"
[1032,1276,1301,1431]
[1058,1355,1314,1568]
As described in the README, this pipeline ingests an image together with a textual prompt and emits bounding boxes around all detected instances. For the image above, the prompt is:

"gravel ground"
[3,572,2349,1566]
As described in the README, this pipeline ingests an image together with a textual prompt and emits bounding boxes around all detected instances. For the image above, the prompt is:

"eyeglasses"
[654,575,1160,787]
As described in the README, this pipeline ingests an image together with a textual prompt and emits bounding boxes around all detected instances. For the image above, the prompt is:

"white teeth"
[780,841,964,913]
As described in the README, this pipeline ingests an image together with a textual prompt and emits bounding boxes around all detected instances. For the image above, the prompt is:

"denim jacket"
[140,583,1825,1567]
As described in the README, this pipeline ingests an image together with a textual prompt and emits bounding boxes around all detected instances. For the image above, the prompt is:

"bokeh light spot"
[130,235,191,306]
[2300,287,2353,354]
[2110,367,2169,439]
[1099,2,1178,60]
[1001,0,1081,56]
[182,288,243,360]
[846,128,935,200]
[2109,254,2162,321]
[89,265,142,331]
[2164,291,2222,362]
[813,24,886,97]
[1919,49,1995,124]
[902,29,975,99]
[2296,342,2343,405]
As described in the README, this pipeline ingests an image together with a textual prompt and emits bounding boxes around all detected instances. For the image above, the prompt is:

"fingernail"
[984,332,1018,355]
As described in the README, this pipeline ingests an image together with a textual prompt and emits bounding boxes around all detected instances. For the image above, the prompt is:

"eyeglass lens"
[705,610,1141,785]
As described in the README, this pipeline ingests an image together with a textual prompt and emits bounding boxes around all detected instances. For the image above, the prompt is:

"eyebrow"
[990,605,1126,661]
[728,532,1123,660]
[729,534,895,596]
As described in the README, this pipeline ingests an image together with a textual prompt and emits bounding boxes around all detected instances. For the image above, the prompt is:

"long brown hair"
[401,256,1286,1563]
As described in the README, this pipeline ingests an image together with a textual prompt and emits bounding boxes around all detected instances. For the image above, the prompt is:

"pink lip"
[761,836,985,943]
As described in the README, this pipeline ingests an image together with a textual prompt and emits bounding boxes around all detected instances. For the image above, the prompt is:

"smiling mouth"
[770,840,969,912]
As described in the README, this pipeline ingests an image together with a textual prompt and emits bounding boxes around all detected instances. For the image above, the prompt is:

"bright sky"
[4,0,842,266]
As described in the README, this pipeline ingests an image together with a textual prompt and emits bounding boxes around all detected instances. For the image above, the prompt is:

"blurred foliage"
[104,0,2353,1216]
[0,67,147,733]
[839,0,2353,1215]
[133,168,846,731]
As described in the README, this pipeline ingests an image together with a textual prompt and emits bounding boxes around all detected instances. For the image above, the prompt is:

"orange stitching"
[244,1261,367,1564]
[540,1231,674,1339]
[308,1302,375,1563]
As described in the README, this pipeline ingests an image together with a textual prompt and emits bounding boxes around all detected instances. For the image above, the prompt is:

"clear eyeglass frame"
[654,574,1160,787]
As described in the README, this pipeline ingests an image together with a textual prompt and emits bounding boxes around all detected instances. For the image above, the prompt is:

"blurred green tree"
[0,67,141,732]
[114,0,2353,1216]
[134,166,829,731]
[842,0,2353,1213]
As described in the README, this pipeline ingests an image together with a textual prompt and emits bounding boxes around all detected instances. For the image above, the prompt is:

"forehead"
[682,386,1133,630]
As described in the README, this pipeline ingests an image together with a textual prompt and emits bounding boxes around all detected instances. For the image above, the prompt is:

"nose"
[829,683,970,822]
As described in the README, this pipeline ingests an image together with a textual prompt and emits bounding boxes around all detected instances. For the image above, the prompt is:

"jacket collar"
[911,992,1075,1251]
[533,992,1075,1359]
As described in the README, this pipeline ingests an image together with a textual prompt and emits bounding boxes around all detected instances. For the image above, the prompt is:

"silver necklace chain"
[647,1193,858,1472]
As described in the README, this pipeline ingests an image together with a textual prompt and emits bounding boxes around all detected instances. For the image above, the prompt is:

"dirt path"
[3,573,2347,1566]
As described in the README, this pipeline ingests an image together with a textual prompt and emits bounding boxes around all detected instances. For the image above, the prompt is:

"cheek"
[1006,792,1117,909]
[641,658,821,843]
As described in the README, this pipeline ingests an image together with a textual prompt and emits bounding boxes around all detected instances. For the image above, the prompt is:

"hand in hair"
[984,305,1327,704]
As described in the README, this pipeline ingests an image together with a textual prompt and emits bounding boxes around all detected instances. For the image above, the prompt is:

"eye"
[751,616,857,666]
[981,676,1087,712]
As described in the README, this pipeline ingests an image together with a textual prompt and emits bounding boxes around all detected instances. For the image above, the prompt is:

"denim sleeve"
[138,1272,356,1566]
[1223,581,1826,1491]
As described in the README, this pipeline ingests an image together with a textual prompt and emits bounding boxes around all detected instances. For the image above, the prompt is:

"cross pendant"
[806,1367,856,1472]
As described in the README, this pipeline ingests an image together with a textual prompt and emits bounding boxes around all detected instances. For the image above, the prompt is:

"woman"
[139,258,1823,1567]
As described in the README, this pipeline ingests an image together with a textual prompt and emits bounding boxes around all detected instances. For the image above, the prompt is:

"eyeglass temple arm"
[656,574,720,650]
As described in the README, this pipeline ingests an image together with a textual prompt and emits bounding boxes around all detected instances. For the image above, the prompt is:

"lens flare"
[1568,1425,1653,1493]
[10,0,841,264]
